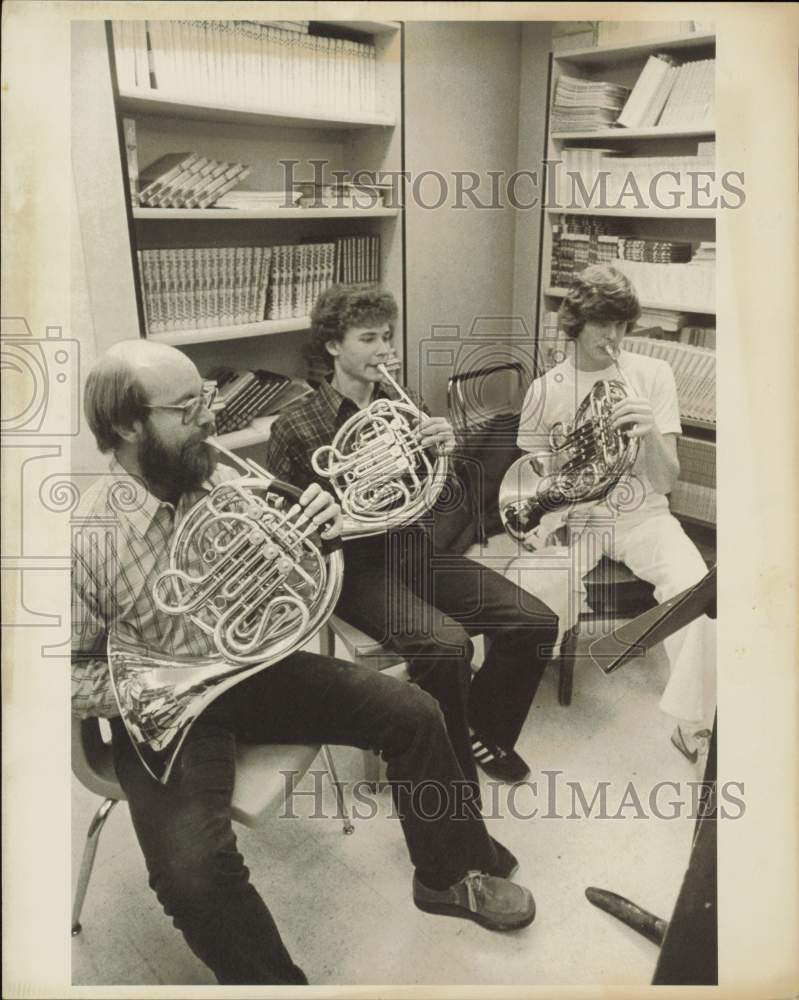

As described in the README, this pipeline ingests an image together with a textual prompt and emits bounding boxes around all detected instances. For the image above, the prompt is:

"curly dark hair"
[558,265,641,339]
[306,284,399,375]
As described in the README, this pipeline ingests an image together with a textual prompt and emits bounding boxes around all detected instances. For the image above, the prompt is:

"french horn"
[500,345,639,550]
[108,438,343,783]
[311,363,449,538]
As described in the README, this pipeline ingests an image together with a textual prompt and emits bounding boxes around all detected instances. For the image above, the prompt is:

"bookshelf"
[132,206,400,220]
[117,90,396,129]
[538,27,716,532]
[104,18,404,454]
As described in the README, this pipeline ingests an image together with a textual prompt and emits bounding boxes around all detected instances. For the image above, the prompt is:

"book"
[154,155,211,208]
[616,54,677,129]
[168,157,220,208]
[114,19,380,117]
[121,117,139,206]
[551,75,630,132]
[138,152,200,204]
[213,190,302,209]
[195,163,251,209]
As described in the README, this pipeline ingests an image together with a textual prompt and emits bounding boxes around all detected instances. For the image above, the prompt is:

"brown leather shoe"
[413,871,535,931]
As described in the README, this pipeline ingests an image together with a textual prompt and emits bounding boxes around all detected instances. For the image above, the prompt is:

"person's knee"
[391,683,446,739]
[150,835,246,913]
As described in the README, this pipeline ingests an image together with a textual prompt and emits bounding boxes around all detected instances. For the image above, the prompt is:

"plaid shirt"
[263,377,428,495]
[71,459,238,719]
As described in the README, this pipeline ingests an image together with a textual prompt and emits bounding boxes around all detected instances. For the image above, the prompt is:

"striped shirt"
[71,459,238,718]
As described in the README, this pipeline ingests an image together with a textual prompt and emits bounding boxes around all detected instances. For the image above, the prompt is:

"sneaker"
[471,732,531,784]
[413,871,535,931]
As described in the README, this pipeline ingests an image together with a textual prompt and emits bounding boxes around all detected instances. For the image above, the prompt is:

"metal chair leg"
[361,748,383,792]
[558,625,579,706]
[321,745,354,835]
[71,798,119,936]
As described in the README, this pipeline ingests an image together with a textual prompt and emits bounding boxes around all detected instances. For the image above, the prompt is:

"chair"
[71,717,353,937]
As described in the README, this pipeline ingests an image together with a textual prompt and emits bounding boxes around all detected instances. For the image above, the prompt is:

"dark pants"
[337,525,559,775]
[111,650,501,986]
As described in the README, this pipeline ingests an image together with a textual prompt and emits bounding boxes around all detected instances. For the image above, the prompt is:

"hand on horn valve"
[296,483,342,540]
[610,395,655,438]
[418,415,456,456]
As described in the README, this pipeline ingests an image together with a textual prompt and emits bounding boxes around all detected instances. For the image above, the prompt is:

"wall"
[403,20,551,415]
[72,20,141,474]
[512,22,553,338]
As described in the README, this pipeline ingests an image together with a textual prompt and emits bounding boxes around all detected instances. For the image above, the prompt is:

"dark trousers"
[337,526,559,776]
[111,650,501,986]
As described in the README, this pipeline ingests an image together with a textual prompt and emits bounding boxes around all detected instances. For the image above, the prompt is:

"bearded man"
[71,339,536,987]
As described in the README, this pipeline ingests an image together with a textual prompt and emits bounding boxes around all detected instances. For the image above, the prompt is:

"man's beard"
[139,422,217,499]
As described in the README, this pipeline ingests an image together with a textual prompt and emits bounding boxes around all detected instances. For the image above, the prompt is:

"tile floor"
[71,625,708,988]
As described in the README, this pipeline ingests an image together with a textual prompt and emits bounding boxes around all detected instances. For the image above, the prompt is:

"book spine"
[255,247,270,321]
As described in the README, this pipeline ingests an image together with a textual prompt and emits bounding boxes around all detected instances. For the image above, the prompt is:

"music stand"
[589,565,716,675]
[583,564,719,984]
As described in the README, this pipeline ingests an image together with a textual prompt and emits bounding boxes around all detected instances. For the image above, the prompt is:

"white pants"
[504,510,716,728]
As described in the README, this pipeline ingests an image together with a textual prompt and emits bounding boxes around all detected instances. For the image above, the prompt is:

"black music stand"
[588,565,716,675]
[583,565,718,985]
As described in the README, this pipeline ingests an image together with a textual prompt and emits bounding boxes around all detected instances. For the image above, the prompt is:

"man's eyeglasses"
[144,381,223,425]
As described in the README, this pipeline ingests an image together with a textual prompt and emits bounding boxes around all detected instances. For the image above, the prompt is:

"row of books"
[137,236,380,333]
[554,149,715,207]
[633,320,717,349]
[550,75,630,132]
[135,149,250,208]
[617,54,715,129]
[138,246,272,332]
[335,235,381,285]
[550,221,715,309]
[266,244,335,321]
[657,58,714,129]
[675,436,716,489]
[111,20,380,116]
[615,259,714,312]
[623,336,715,424]
[670,480,716,525]
[679,325,716,349]
[209,368,312,435]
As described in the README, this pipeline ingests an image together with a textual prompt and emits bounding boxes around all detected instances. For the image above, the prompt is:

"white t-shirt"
[516,350,682,525]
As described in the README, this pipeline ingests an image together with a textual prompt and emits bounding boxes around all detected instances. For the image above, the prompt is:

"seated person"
[264,284,559,787]
[72,339,537,987]
[514,265,716,763]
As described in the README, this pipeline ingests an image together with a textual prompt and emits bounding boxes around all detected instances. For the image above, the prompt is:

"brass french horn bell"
[108,438,344,783]
[500,345,639,548]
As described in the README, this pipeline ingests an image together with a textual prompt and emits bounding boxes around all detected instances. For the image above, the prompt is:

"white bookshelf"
[540,27,717,530]
[133,206,400,221]
[546,207,716,220]
[555,32,715,66]
[552,126,714,141]
[107,19,405,450]
[118,90,396,130]
[149,317,311,347]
